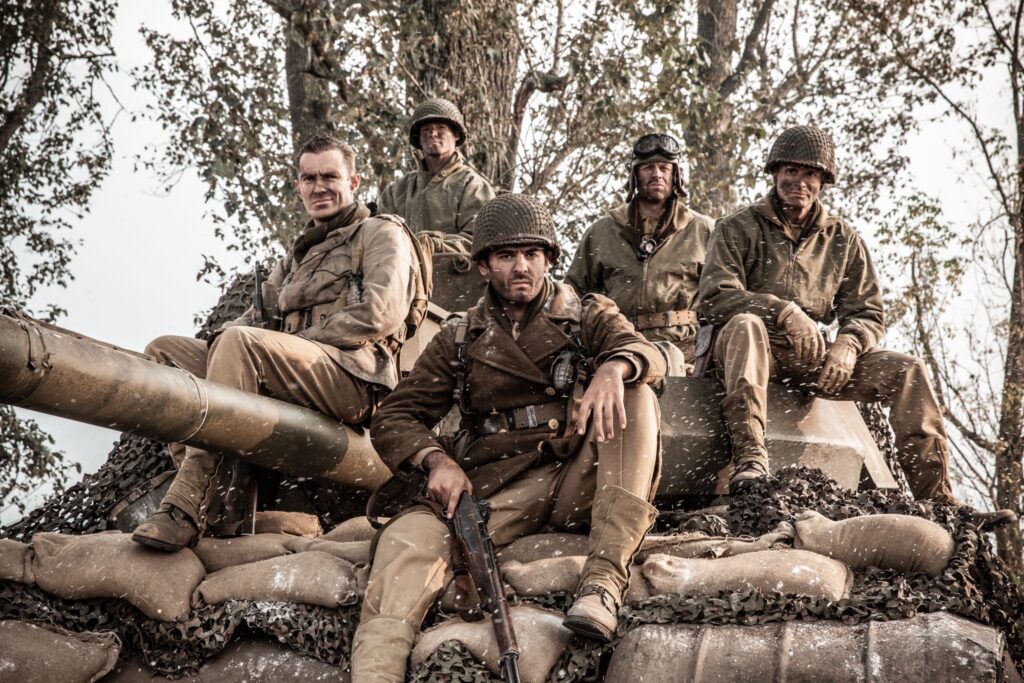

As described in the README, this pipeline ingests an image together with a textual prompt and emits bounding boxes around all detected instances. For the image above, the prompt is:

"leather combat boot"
[565,486,657,642]
[132,504,199,552]
[721,387,770,495]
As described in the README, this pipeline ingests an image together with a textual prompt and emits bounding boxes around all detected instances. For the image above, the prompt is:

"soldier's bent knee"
[722,312,768,337]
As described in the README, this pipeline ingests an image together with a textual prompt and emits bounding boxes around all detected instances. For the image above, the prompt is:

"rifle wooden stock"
[452,494,521,683]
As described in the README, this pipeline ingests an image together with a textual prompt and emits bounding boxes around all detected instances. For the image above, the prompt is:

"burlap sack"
[411,605,572,683]
[194,534,371,573]
[0,620,120,683]
[253,510,323,538]
[497,533,589,564]
[793,510,955,577]
[0,538,33,583]
[502,556,585,596]
[103,637,346,682]
[30,532,205,621]
[642,549,852,601]
[322,515,376,543]
[194,551,359,608]
[637,527,793,562]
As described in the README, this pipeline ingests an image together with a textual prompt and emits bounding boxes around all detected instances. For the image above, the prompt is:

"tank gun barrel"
[0,311,390,491]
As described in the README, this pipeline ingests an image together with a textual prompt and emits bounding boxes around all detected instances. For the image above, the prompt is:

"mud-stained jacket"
[565,199,714,350]
[225,203,418,389]
[698,192,884,353]
[370,280,666,496]
[377,151,495,237]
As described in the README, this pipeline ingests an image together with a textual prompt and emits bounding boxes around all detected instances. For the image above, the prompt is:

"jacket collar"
[752,191,840,234]
[292,203,371,262]
[610,197,694,252]
[418,150,464,179]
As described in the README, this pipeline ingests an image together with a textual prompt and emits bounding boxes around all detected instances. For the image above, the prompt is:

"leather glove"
[816,335,859,394]
[778,303,825,364]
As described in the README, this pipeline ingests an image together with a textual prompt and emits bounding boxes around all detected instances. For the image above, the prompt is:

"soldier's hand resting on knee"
[424,448,473,518]
[816,336,859,394]
[575,359,630,443]
[779,303,826,364]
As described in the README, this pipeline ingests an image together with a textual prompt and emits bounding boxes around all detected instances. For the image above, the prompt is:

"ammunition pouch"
[691,324,718,378]
[471,401,568,435]
[282,302,334,335]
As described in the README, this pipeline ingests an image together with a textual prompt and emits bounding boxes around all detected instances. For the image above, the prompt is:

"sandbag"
[636,526,793,562]
[642,549,852,602]
[502,556,585,596]
[0,620,120,683]
[497,533,589,564]
[103,636,346,682]
[323,516,376,543]
[30,531,205,621]
[411,605,572,683]
[195,551,360,608]
[0,538,32,583]
[194,534,371,573]
[253,510,323,538]
[793,510,955,577]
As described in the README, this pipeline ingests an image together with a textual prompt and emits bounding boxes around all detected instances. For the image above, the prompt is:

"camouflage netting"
[408,467,1024,682]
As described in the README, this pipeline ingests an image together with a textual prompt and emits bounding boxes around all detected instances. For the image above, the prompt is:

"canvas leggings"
[713,312,955,503]
[350,384,661,683]
[145,326,372,527]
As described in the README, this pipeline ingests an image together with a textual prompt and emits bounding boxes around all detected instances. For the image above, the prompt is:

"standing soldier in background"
[698,124,1015,531]
[131,134,422,552]
[378,98,496,256]
[566,133,714,375]
[352,194,666,681]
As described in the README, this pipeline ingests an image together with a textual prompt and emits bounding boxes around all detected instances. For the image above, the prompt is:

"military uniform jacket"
[370,281,665,496]
[566,199,714,348]
[698,192,885,353]
[377,151,495,237]
[225,204,418,390]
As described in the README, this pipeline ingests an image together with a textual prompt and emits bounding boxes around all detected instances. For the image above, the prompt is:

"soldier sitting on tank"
[131,134,422,552]
[698,124,1015,530]
[566,133,715,376]
[350,194,666,681]
[377,97,495,258]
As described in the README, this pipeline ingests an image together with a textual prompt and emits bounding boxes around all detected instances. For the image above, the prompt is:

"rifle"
[252,263,268,330]
[451,494,521,683]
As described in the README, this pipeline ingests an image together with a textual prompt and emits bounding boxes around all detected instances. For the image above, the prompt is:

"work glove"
[816,335,859,394]
[778,303,825,364]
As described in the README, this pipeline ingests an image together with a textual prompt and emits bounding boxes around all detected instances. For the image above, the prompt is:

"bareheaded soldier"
[352,194,667,680]
[132,134,421,551]
[377,97,495,251]
[566,133,714,375]
[698,124,1015,528]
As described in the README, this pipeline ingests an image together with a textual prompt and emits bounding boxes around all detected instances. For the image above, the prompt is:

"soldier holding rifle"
[351,194,666,681]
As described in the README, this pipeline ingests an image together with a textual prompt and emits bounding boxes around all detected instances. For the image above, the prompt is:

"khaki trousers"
[714,313,954,502]
[146,327,372,526]
[351,385,661,682]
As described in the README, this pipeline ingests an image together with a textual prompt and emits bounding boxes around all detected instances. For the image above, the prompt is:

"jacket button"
[544,387,556,396]
[548,419,560,430]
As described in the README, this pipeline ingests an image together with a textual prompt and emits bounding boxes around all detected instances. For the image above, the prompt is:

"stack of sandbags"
[103,636,347,682]
[411,605,572,683]
[792,510,955,577]
[0,620,120,683]
[193,534,370,572]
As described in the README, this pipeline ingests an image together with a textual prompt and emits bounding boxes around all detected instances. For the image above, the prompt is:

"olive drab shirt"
[565,199,715,350]
[370,281,666,497]
[698,192,885,354]
[224,203,419,390]
[377,151,495,238]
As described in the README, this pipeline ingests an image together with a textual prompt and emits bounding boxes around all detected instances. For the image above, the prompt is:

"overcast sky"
[6,5,1009,520]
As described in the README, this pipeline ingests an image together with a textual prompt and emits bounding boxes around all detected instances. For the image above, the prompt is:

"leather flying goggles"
[633,133,681,159]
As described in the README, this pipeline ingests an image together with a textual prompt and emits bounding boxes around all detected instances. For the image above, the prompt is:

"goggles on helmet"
[633,133,681,160]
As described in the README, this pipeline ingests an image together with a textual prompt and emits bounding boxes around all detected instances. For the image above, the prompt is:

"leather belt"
[633,309,698,330]
[473,401,566,435]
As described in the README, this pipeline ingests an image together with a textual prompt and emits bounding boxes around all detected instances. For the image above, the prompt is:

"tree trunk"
[404,0,520,188]
[685,0,741,215]
[284,24,335,154]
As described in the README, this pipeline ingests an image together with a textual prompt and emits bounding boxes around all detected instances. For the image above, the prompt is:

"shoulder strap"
[450,316,473,412]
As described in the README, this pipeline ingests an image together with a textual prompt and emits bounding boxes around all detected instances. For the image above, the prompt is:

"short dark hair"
[295,134,357,175]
